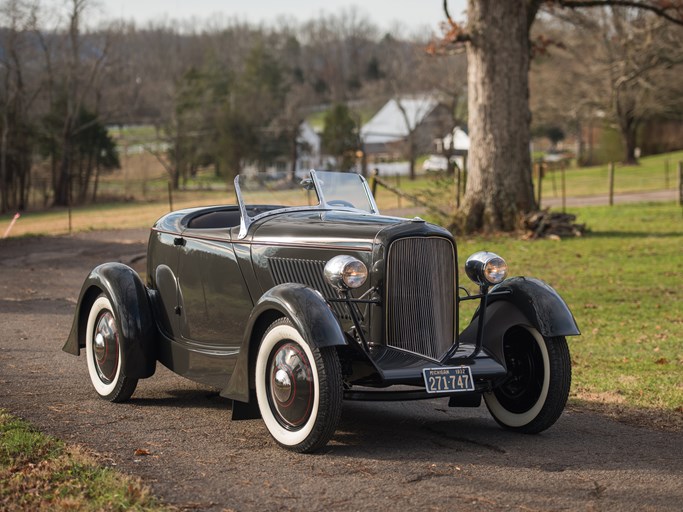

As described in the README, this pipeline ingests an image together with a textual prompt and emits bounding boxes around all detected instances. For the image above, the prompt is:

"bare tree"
[531,7,683,165]
[300,8,379,102]
[570,8,683,163]
[0,0,40,213]
[420,52,468,175]
[381,40,452,180]
[37,0,116,206]
[436,0,683,233]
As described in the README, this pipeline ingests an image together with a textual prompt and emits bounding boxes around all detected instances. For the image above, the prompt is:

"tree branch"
[559,0,683,26]
[442,0,471,43]
[443,0,455,25]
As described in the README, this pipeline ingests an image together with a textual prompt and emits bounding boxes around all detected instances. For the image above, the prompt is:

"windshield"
[314,171,376,213]
[234,170,378,237]
[236,172,320,213]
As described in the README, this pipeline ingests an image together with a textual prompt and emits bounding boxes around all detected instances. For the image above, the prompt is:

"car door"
[176,228,253,347]
[167,227,255,387]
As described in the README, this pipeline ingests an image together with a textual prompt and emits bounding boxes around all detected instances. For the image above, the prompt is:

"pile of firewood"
[523,209,587,240]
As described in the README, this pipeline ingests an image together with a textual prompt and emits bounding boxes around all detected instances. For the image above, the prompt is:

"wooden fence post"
[455,167,461,208]
[167,181,174,212]
[462,154,468,194]
[608,162,615,206]
[561,164,567,213]
[369,169,377,198]
[68,172,73,234]
[536,162,544,208]
[665,159,670,189]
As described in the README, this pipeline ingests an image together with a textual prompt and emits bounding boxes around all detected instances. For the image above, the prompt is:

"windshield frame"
[234,169,380,239]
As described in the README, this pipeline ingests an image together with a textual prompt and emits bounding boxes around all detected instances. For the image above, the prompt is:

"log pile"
[523,209,586,240]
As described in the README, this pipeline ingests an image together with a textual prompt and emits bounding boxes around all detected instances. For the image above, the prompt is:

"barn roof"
[361,95,439,145]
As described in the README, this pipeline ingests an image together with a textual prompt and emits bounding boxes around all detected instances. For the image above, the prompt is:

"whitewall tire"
[255,318,342,452]
[85,295,138,402]
[484,325,571,434]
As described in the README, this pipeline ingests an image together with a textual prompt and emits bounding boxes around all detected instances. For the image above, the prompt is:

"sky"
[96,0,468,32]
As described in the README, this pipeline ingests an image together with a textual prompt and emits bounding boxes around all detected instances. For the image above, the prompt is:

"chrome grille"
[268,257,350,319]
[385,237,455,360]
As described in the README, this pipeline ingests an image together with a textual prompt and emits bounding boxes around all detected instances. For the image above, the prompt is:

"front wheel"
[484,325,571,434]
[85,295,138,402]
[255,318,342,452]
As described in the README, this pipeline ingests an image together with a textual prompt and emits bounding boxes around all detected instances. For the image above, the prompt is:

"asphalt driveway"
[0,230,681,511]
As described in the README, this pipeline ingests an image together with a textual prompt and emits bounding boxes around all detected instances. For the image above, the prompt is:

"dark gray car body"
[64,172,579,422]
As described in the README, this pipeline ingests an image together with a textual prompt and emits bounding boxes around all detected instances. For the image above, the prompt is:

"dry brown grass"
[4,191,230,237]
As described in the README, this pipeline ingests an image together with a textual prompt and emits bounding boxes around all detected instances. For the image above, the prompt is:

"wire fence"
[371,159,683,214]
[22,172,233,211]
[11,157,683,220]
[534,159,683,210]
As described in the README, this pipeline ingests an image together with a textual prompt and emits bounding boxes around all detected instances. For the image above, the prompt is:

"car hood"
[249,209,408,251]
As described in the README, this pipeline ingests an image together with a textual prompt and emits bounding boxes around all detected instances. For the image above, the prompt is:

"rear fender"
[221,283,346,405]
[62,263,157,379]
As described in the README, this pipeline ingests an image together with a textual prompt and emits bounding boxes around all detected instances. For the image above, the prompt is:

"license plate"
[423,366,475,394]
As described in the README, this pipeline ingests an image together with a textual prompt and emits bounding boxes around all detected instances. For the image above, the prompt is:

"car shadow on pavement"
[128,389,229,410]
[328,399,683,475]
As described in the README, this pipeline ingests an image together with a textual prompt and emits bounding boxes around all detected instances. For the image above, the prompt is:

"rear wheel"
[85,295,138,402]
[255,318,342,452]
[484,325,571,433]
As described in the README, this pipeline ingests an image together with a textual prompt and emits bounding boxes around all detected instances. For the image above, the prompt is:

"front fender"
[459,277,579,369]
[487,276,580,337]
[62,262,157,379]
[221,283,346,404]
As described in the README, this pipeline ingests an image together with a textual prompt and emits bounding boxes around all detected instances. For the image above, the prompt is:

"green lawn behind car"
[457,201,682,427]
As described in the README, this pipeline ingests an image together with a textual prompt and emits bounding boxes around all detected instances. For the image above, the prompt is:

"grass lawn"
[0,410,166,511]
[457,201,683,422]
[109,125,160,144]
[538,150,683,199]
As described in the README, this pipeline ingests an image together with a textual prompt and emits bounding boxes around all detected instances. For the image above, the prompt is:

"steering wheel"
[327,200,355,208]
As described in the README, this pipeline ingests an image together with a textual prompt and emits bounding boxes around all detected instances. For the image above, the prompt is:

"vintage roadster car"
[64,170,578,452]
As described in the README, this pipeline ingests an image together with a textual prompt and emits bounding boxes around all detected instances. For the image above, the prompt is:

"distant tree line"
[0,0,122,212]
[0,0,470,213]
[530,7,683,166]
[1,0,682,220]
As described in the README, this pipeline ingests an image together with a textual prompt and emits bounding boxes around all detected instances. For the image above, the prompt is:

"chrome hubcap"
[94,333,106,359]
[92,310,119,384]
[273,369,293,402]
[268,342,314,430]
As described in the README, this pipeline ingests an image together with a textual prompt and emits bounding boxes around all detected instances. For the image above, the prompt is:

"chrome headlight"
[465,251,508,286]
[324,255,368,289]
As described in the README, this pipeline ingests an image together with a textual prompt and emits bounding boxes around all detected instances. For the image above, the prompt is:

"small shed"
[441,127,470,153]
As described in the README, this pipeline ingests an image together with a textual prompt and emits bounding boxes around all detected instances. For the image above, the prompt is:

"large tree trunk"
[622,121,638,165]
[618,106,639,165]
[1,112,9,214]
[458,0,537,232]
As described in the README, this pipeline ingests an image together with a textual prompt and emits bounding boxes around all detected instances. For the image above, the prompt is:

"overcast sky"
[96,0,467,31]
